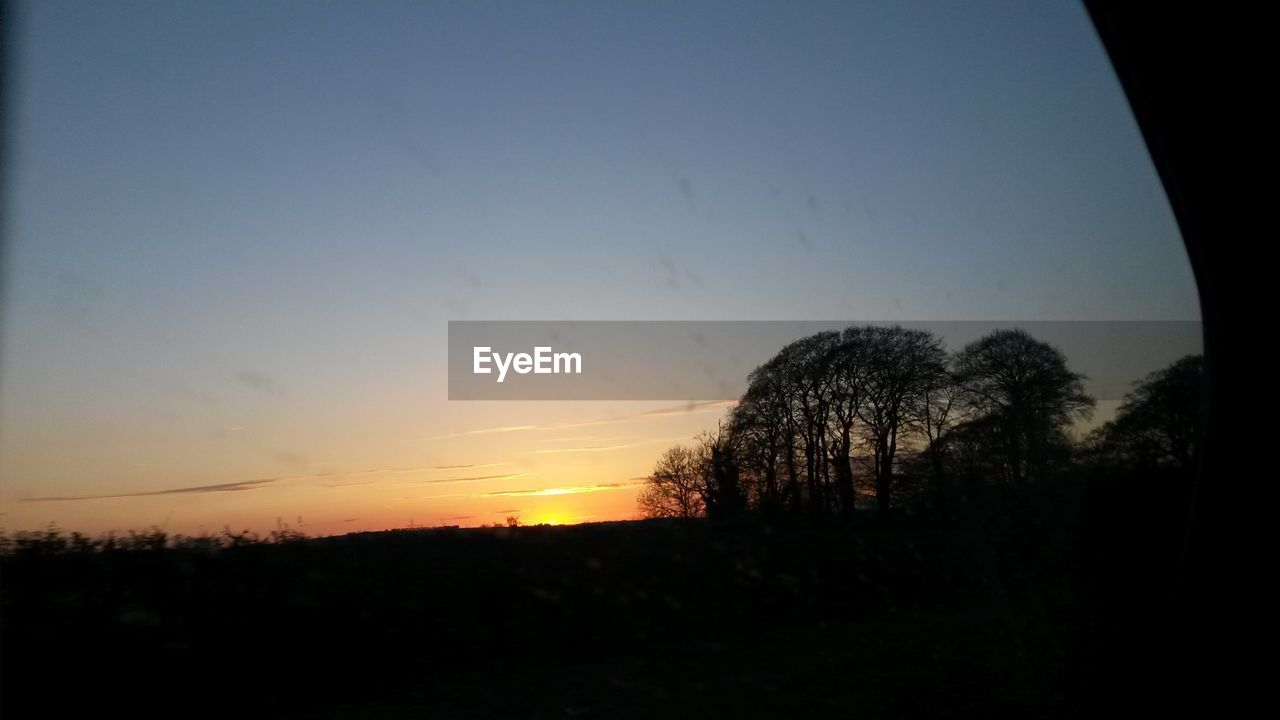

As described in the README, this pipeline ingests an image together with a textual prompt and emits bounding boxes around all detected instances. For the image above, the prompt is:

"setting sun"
[524,512,577,526]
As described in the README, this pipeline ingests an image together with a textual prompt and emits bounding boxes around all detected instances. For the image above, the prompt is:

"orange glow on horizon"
[0,400,730,537]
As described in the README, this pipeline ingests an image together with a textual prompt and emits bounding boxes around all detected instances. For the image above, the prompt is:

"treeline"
[639,326,1206,520]
[0,525,307,557]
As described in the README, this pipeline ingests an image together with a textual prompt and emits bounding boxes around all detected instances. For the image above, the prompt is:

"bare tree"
[777,331,841,515]
[853,326,949,512]
[1087,354,1206,471]
[953,329,1095,484]
[825,328,870,516]
[649,326,1102,520]
[637,444,706,519]
[698,424,746,520]
[730,363,792,513]
[729,325,947,516]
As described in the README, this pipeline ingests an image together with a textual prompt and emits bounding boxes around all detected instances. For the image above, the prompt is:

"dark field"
[0,472,1191,719]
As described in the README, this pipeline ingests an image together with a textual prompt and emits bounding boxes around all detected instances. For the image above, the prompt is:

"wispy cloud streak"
[20,463,515,502]
[23,478,282,502]
[533,444,636,455]
[480,481,646,498]
[429,426,539,439]
[418,472,532,485]
[432,400,736,440]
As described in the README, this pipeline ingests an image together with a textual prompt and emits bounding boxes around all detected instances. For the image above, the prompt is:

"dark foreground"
[0,473,1193,719]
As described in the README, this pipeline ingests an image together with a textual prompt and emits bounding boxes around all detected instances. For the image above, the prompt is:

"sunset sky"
[1,0,1199,536]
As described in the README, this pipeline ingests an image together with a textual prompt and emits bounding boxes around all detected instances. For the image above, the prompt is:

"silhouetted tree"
[638,445,706,519]
[914,363,968,478]
[775,332,841,515]
[824,328,870,516]
[853,326,949,512]
[703,430,746,520]
[953,329,1095,484]
[726,325,949,516]
[752,330,844,515]
[910,356,978,511]
[654,326,1105,519]
[1086,354,1206,471]
[730,363,792,514]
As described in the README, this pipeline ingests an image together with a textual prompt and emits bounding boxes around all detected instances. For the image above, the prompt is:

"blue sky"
[1,0,1199,534]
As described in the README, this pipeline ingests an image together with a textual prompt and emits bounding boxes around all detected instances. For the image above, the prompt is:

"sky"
[1,0,1200,536]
